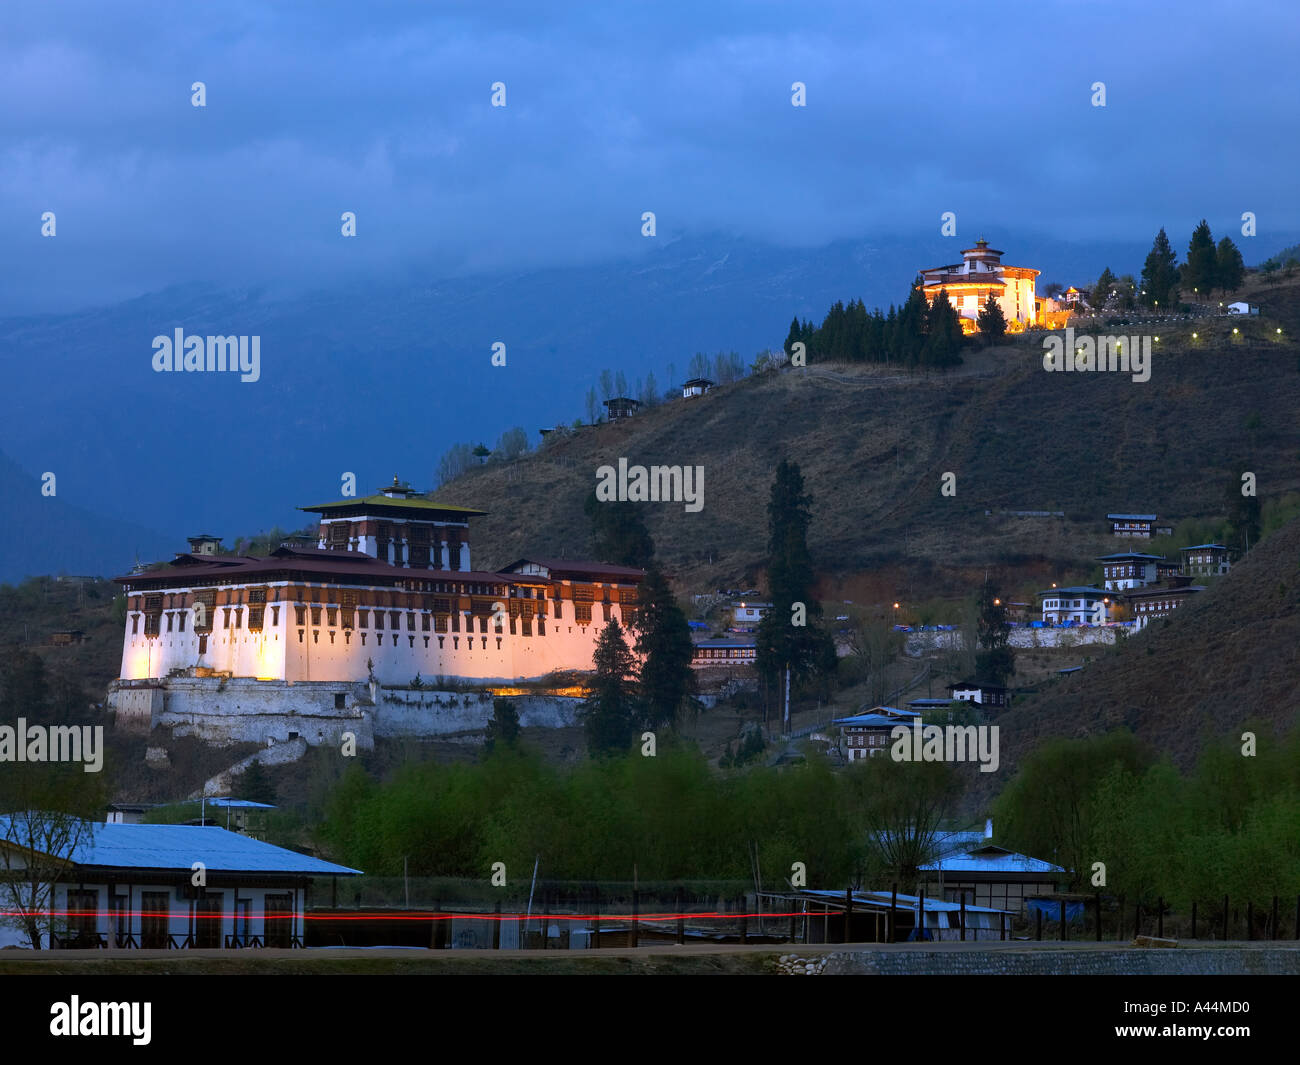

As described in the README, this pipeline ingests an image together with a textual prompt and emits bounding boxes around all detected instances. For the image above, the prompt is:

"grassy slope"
[990,510,1300,780]
[433,278,1300,604]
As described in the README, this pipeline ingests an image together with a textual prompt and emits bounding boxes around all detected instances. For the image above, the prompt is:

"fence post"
[1060,897,1067,942]
[540,894,549,950]
[844,887,853,944]
[999,911,1005,942]
[739,895,749,944]
[919,888,926,941]
[1272,896,1279,940]
[1191,901,1197,940]
[1095,893,1102,942]
[959,893,966,942]
[631,890,639,949]
[493,899,501,950]
[1247,900,1254,941]
[889,883,897,944]
[1157,897,1163,939]
[1035,907,1042,941]
[1223,895,1229,940]
[676,887,685,946]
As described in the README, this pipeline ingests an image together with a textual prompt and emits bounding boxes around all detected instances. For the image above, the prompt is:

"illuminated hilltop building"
[920,239,1070,335]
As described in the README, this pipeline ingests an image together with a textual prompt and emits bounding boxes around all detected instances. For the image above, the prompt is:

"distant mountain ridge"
[2,228,1296,581]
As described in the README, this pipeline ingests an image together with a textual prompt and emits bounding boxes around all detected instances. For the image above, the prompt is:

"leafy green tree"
[1182,220,1217,299]
[976,292,1007,342]
[581,618,641,756]
[631,566,695,730]
[472,444,490,463]
[994,731,1149,890]
[847,756,962,891]
[1140,228,1180,308]
[1214,237,1245,294]
[484,697,521,754]
[975,585,1015,686]
[583,490,655,567]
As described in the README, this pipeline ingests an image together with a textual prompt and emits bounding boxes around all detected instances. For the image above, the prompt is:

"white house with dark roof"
[1095,552,1165,590]
[1038,586,1113,625]
[1107,512,1165,537]
[0,816,360,950]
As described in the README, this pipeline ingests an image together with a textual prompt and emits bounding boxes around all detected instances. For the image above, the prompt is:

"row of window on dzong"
[135,600,634,636]
[134,586,637,635]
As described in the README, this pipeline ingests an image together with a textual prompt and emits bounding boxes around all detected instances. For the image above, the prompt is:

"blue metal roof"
[798,889,1011,915]
[1037,586,1109,597]
[1107,513,1156,520]
[1182,543,1227,550]
[0,817,361,876]
[204,798,276,809]
[920,845,1064,875]
[832,714,912,728]
[1094,553,1165,561]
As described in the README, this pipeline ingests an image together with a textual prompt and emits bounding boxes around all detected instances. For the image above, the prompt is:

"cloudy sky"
[2,0,1296,315]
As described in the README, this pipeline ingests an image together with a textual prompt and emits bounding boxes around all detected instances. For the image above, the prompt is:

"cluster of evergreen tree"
[784,281,965,368]
[1134,222,1247,309]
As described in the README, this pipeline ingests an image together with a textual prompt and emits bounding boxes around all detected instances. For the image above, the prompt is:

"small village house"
[1180,543,1231,577]
[947,681,1010,709]
[1038,586,1113,625]
[681,377,713,398]
[834,706,920,762]
[1107,513,1158,538]
[1095,552,1165,590]
[602,396,640,420]
[0,816,361,950]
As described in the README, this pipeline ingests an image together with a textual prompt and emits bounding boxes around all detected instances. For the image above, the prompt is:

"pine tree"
[584,490,655,567]
[581,618,641,755]
[974,585,1015,687]
[784,316,802,357]
[755,462,837,712]
[631,565,695,729]
[1140,228,1180,308]
[1215,237,1245,294]
[923,289,964,366]
[976,292,1007,342]
[1092,267,1117,309]
[1183,220,1217,300]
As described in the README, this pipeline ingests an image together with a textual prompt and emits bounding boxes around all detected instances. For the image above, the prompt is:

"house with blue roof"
[0,814,361,950]
[832,705,919,762]
[918,821,1066,915]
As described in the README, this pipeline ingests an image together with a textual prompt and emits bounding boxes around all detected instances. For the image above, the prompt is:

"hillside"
[990,510,1300,778]
[433,277,1300,602]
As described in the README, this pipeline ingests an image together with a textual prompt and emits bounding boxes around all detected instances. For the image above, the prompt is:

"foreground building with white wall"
[107,478,643,745]
[0,816,360,949]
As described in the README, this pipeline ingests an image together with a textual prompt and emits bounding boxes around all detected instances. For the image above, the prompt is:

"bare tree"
[0,763,103,949]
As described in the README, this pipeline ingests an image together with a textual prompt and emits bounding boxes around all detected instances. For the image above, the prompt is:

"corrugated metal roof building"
[0,816,360,951]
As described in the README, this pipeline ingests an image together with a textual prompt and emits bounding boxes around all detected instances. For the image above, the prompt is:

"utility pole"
[783,666,791,734]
